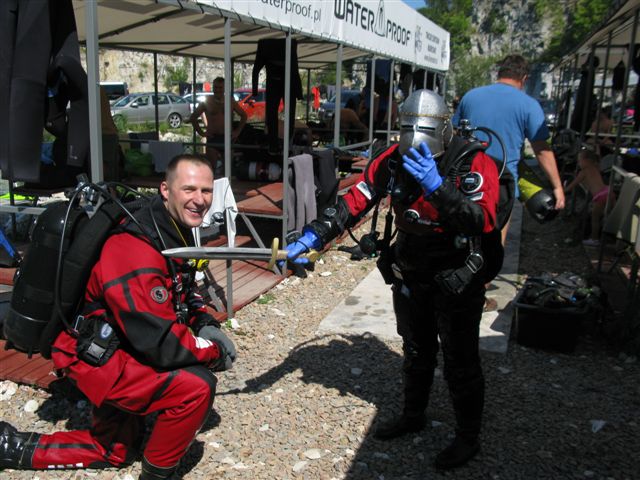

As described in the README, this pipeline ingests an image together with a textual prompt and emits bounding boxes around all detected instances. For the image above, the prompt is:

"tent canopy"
[556,0,639,70]
[72,0,450,71]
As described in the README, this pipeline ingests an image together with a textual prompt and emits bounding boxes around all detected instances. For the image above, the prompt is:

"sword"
[161,238,319,269]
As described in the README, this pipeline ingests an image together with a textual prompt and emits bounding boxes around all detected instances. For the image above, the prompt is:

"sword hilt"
[268,237,320,269]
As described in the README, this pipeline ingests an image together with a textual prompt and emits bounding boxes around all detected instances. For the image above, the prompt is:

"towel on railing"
[287,153,317,232]
[195,177,238,247]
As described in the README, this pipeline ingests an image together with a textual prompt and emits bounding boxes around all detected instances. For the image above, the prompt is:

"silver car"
[111,92,191,128]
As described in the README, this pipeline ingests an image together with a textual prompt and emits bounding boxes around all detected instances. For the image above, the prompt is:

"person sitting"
[565,148,615,246]
[588,106,614,156]
[189,77,247,177]
[328,97,369,144]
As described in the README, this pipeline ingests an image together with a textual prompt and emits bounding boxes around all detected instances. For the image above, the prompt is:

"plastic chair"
[598,170,640,273]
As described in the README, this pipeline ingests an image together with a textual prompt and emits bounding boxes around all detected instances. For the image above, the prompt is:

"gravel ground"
[1,210,639,480]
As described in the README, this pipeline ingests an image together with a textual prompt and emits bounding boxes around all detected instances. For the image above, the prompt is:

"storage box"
[513,290,589,353]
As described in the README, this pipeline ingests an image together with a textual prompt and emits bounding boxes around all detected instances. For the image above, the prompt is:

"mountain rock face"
[92,49,255,93]
[470,0,570,59]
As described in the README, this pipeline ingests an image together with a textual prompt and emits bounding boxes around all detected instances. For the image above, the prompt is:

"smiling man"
[0,154,236,479]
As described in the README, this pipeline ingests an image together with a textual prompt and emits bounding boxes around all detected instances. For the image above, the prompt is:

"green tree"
[419,0,473,62]
[163,57,190,92]
[450,54,500,98]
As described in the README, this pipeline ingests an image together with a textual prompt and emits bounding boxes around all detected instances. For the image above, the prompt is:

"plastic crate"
[513,290,589,353]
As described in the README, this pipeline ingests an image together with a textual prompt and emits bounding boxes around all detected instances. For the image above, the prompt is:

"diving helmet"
[398,89,453,157]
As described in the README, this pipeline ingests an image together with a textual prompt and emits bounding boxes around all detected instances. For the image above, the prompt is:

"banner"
[195,0,450,70]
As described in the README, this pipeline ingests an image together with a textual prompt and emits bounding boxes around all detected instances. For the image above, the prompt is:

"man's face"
[160,160,214,228]
[213,81,224,98]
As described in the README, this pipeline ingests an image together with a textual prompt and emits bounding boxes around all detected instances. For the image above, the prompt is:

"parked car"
[182,92,214,113]
[318,90,362,123]
[234,88,278,122]
[538,99,558,129]
[110,92,191,128]
[100,81,129,105]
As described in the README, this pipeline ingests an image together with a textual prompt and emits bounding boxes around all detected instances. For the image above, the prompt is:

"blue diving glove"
[199,325,237,371]
[285,230,321,265]
[401,142,443,196]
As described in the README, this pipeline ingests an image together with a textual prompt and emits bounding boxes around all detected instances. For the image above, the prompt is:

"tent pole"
[223,17,234,317]
[368,58,376,144]
[334,44,343,148]
[224,18,232,179]
[386,60,394,146]
[306,68,311,124]
[282,32,293,250]
[85,0,103,183]
[192,56,197,150]
[154,53,159,137]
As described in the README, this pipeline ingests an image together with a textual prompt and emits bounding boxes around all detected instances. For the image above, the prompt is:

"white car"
[182,92,215,113]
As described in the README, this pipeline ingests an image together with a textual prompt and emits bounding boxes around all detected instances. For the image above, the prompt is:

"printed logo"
[99,323,113,339]
[151,286,169,304]
[415,25,422,53]
[374,0,386,37]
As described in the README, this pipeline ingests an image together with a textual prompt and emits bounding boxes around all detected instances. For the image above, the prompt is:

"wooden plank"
[0,342,56,389]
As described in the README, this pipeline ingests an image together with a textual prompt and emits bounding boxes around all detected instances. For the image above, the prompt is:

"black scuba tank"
[3,195,148,358]
[3,202,88,357]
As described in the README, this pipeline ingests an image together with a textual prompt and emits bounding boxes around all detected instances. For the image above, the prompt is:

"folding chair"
[192,177,238,315]
[598,168,640,273]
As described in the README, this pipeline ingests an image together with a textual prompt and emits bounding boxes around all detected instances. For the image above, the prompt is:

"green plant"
[257,293,276,304]
[163,57,190,91]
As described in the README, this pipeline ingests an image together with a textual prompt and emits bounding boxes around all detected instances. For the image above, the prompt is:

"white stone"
[351,367,363,376]
[345,448,355,456]
[208,441,220,448]
[24,400,39,413]
[304,448,323,459]
[270,308,286,317]
[320,271,333,277]
[259,424,269,431]
[233,462,249,470]
[498,367,511,374]
[0,382,17,401]
[431,420,443,427]
[228,318,240,329]
[293,460,308,472]
[221,456,236,465]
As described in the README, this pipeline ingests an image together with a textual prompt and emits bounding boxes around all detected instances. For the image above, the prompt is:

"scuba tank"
[3,202,88,357]
[3,181,148,358]
[517,161,558,223]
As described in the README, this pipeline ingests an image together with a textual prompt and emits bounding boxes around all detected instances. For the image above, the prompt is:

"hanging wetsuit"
[0,0,89,184]
[252,38,303,152]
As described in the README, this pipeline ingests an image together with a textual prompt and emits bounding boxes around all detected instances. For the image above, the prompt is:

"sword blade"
[162,246,275,262]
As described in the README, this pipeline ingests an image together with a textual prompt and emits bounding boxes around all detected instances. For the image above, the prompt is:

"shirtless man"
[329,98,369,143]
[189,77,247,175]
[565,149,614,246]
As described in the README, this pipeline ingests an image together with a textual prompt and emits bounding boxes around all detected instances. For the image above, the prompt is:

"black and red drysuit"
[25,196,223,473]
[306,138,502,443]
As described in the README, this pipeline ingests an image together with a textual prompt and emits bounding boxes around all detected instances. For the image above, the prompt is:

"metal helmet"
[398,89,453,157]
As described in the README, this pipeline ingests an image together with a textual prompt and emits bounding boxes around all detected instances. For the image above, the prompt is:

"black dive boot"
[139,457,177,480]
[0,421,40,469]
[434,436,480,469]
[373,412,426,440]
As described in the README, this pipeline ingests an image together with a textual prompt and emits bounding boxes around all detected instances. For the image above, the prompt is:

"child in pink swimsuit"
[565,149,616,246]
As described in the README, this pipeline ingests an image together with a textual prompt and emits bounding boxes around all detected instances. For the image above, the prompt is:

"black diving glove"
[199,324,237,371]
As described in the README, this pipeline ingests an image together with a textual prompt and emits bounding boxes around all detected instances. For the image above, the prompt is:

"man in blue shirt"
[453,55,565,243]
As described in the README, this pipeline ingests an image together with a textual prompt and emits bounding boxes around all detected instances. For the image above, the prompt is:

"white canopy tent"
[74,0,450,183]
